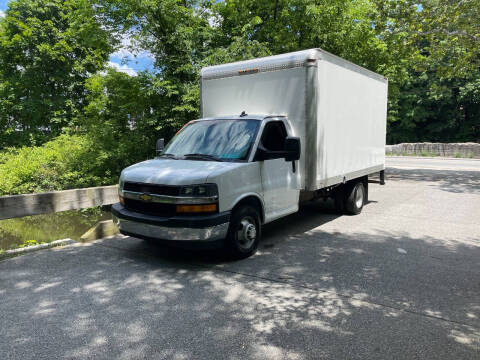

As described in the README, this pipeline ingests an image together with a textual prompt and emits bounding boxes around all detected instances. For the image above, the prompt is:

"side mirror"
[254,137,301,162]
[285,137,300,161]
[156,138,165,154]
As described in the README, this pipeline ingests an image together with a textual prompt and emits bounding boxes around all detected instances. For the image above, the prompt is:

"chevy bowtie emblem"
[140,193,152,201]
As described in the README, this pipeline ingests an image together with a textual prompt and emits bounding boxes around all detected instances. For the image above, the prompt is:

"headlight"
[118,179,125,199]
[180,184,218,197]
[118,177,125,194]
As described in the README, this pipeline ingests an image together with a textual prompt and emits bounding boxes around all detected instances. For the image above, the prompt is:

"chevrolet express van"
[111,48,388,258]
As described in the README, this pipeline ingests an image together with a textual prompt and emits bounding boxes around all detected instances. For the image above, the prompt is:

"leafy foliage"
[81,69,170,171]
[0,134,113,195]
[379,0,480,142]
[0,0,115,148]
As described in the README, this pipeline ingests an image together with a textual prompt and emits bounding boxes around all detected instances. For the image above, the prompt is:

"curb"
[80,220,119,242]
[1,238,76,259]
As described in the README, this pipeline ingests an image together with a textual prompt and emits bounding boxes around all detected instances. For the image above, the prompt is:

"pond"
[0,207,112,251]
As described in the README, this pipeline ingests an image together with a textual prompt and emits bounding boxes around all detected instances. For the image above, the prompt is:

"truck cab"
[111,115,301,258]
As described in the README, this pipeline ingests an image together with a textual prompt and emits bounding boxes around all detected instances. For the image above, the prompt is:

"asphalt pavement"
[1,157,479,359]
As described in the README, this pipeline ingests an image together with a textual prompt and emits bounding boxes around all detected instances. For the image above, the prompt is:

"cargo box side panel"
[202,68,308,188]
[316,60,387,187]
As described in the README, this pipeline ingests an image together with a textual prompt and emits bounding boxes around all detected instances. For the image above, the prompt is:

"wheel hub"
[243,223,256,241]
[237,217,257,249]
[355,185,364,208]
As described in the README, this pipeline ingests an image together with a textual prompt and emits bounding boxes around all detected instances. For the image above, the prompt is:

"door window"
[260,121,287,152]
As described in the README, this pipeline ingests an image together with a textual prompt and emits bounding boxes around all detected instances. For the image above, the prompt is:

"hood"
[120,158,246,186]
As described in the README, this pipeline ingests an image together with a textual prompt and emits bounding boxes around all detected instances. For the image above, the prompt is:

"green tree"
[81,69,173,174]
[99,0,212,130]
[216,0,385,65]
[0,0,115,148]
[377,0,480,142]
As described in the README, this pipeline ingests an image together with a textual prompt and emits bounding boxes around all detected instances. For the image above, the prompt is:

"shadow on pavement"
[386,167,480,194]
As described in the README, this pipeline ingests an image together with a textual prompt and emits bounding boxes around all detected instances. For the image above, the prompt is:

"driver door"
[257,120,300,222]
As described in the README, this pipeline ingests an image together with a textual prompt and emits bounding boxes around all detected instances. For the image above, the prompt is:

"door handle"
[291,161,296,173]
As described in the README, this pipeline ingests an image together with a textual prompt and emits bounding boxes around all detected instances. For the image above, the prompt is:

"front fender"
[206,162,264,213]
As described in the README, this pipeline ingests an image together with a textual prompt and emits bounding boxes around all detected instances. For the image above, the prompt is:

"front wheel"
[225,205,261,259]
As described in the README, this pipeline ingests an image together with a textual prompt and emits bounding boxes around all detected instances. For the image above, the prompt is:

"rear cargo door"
[257,121,300,222]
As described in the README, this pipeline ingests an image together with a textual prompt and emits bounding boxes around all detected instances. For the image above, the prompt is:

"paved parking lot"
[1,157,479,359]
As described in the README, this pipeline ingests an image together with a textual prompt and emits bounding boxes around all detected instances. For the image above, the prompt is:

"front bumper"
[111,203,230,241]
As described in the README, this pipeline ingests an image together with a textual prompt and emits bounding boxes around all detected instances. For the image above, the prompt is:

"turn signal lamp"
[176,204,217,213]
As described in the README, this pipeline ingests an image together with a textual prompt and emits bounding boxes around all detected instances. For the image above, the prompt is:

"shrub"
[0,134,117,195]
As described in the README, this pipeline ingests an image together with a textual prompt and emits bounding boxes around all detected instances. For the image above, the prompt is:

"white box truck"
[112,48,388,258]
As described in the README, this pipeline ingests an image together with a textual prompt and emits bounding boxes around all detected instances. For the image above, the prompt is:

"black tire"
[225,205,261,259]
[345,182,365,215]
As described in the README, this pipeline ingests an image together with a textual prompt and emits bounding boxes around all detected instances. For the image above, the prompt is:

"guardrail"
[0,185,118,220]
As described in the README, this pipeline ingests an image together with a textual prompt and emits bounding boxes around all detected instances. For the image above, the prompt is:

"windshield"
[161,119,260,161]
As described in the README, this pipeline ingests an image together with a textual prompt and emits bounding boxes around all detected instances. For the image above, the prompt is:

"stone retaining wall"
[386,143,480,158]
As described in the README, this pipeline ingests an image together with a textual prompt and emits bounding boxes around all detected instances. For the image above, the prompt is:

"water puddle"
[0,207,111,250]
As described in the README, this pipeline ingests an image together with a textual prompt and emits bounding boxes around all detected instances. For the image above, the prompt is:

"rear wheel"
[225,205,261,259]
[345,182,365,215]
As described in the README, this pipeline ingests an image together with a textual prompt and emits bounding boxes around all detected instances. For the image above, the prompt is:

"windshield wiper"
[183,153,224,162]
[157,153,178,159]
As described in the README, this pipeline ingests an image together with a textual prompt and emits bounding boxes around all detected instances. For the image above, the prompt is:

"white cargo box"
[200,48,388,191]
